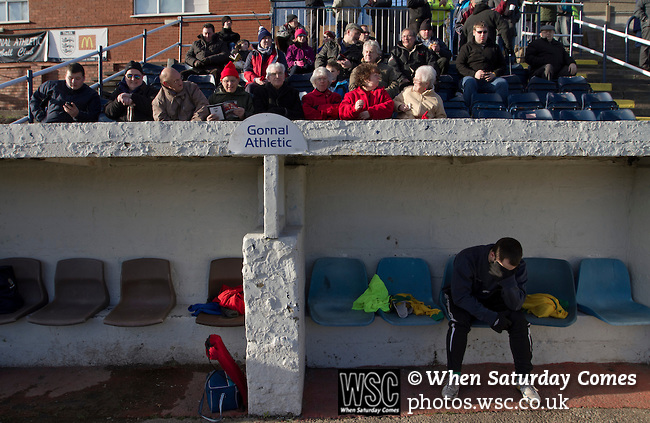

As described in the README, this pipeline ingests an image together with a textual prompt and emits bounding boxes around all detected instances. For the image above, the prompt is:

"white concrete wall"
[302,157,650,367]
[0,157,260,366]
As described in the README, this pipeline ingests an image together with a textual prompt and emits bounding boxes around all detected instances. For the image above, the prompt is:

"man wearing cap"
[152,67,209,121]
[244,27,288,87]
[418,19,452,75]
[184,23,231,80]
[218,16,240,50]
[388,28,439,91]
[461,0,512,53]
[316,22,364,79]
[525,24,577,80]
[456,21,508,107]
[104,61,159,122]
[332,0,360,39]
[207,61,253,121]
[286,28,317,75]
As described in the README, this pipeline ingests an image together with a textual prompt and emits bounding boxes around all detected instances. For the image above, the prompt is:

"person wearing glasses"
[152,67,209,121]
[250,63,304,119]
[441,237,540,404]
[388,28,438,93]
[460,0,512,54]
[104,61,159,122]
[456,21,508,107]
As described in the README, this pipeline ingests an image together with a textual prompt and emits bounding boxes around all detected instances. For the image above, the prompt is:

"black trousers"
[443,289,533,375]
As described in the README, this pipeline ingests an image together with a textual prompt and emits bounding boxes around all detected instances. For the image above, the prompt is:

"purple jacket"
[286,43,316,69]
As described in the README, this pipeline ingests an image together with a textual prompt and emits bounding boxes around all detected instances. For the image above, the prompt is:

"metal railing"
[2,13,269,124]
[519,1,584,56]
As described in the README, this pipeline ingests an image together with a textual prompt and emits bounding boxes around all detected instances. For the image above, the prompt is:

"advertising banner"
[48,28,108,60]
[0,31,47,62]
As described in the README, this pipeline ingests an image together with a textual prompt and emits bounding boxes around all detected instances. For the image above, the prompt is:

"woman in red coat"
[302,66,342,120]
[339,63,394,120]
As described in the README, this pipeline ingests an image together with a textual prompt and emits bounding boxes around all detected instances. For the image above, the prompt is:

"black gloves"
[491,311,512,333]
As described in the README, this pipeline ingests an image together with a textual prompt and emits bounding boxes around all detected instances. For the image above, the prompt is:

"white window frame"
[132,0,208,18]
[0,0,29,24]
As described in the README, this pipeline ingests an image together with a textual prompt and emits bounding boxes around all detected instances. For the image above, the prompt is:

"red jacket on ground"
[339,87,394,120]
[302,89,342,120]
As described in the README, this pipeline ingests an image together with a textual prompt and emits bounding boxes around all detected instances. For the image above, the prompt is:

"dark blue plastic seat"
[471,93,505,117]
[576,259,650,325]
[187,74,217,99]
[515,108,553,120]
[376,257,442,325]
[523,258,577,327]
[476,109,513,119]
[558,109,597,121]
[558,75,592,94]
[308,258,374,326]
[581,92,618,111]
[444,108,471,118]
[502,75,524,94]
[508,92,543,113]
[546,92,580,119]
[598,109,636,121]
[526,76,557,100]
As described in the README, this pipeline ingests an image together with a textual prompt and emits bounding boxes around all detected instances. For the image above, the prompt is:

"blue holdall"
[199,369,240,422]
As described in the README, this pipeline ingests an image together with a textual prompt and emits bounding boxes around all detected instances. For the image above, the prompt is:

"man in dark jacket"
[29,63,101,123]
[525,24,577,80]
[418,19,452,75]
[462,0,512,52]
[635,0,650,70]
[218,16,240,50]
[104,61,159,122]
[388,28,438,91]
[456,21,508,106]
[184,23,231,79]
[207,61,254,121]
[407,0,432,35]
[441,237,539,404]
[250,63,304,119]
[315,23,364,79]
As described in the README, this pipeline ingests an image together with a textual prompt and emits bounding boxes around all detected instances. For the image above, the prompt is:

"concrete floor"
[0,362,648,422]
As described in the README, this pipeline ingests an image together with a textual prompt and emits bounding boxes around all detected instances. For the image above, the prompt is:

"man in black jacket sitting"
[456,21,508,107]
[184,23,230,80]
[250,63,304,120]
[388,28,439,91]
[29,63,101,123]
[525,24,577,80]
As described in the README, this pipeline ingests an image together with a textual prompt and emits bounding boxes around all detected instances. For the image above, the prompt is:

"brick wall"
[0,0,272,111]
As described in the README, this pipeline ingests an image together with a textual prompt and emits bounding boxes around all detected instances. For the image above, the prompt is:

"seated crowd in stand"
[28,2,633,123]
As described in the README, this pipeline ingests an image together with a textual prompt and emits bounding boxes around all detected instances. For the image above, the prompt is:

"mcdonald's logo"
[79,35,96,50]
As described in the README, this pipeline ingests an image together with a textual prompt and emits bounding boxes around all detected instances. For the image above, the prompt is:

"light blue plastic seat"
[308,258,374,326]
[376,257,442,326]
[523,257,577,327]
[438,255,488,328]
[576,259,650,325]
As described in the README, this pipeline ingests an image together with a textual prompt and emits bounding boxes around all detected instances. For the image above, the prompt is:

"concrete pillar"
[242,158,306,416]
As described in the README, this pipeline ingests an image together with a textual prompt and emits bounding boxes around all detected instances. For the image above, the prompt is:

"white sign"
[229,113,307,155]
[48,28,108,60]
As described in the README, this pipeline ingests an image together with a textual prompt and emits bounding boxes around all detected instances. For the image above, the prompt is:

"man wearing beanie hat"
[418,19,452,75]
[286,28,316,75]
[207,61,253,121]
[277,14,306,53]
[243,27,288,87]
[184,23,231,80]
[525,24,577,80]
[219,16,240,50]
[104,60,159,121]
[406,0,432,35]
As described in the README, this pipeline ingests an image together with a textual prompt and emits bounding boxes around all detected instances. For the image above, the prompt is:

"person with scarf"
[244,27,288,89]
[104,61,159,122]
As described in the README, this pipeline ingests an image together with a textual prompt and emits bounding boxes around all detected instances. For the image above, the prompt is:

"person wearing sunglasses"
[104,61,159,122]
[460,0,512,53]
[441,237,540,404]
[456,21,509,107]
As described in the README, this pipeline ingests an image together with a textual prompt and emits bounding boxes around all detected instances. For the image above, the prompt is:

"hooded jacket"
[462,3,512,50]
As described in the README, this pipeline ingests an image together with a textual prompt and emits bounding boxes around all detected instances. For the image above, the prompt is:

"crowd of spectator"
[29,1,590,123]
